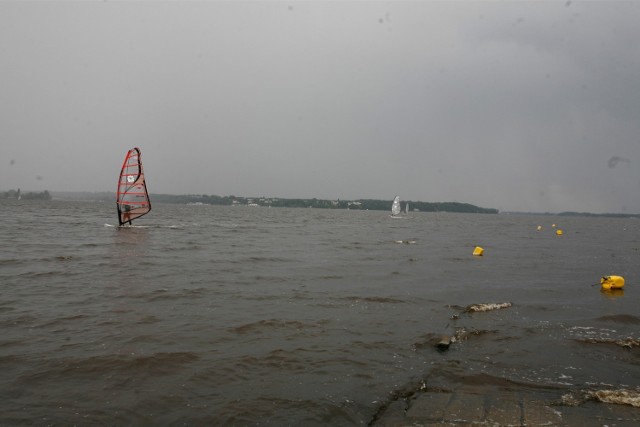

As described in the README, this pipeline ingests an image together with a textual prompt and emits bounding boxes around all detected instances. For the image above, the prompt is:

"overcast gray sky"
[2,1,639,213]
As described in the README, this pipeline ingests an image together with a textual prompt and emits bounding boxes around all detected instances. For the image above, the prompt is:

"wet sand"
[371,375,640,426]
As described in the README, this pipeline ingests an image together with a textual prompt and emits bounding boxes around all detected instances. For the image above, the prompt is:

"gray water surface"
[1,200,638,425]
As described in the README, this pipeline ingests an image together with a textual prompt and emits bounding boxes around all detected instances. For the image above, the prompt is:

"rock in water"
[436,335,452,350]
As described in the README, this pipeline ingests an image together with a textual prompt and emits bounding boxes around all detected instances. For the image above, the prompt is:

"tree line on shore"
[152,193,499,214]
[1,189,51,200]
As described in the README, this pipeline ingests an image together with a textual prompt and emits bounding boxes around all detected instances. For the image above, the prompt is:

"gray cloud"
[608,156,631,169]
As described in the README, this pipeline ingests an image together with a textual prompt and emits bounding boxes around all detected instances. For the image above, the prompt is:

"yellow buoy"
[473,246,484,256]
[556,229,563,236]
[601,276,625,290]
[537,225,542,231]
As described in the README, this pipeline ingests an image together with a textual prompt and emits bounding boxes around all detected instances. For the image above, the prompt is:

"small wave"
[106,224,180,229]
[597,314,640,324]
[80,242,100,248]
[0,314,38,327]
[218,397,351,426]
[412,332,446,350]
[339,242,365,250]
[146,289,181,301]
[414,328,500,352]
[447,257,472,262]
[235,349,313,373]
[13,255,74,263]
[250,256,294,263]
[464,302,512,313]
[343,296,407,304]
[33,314,90,329]
[252,275,289,283]
[161,244,203,252]
[318,275,344,280]
[454,372,532,388]
[453,327,499,342]
[568,326,618,341]
[229,319,313,335]
[312,302,339,308]
[393,239,417,244]
[0,354,27,365]
[126,287,207,302]
[0,258,25,266]
[0,300,17,313]
[17,352,200,384]
[576,336,640,349]
[124,334,162,345]
[351,340,394,351]
[588,389,640,407]
[243,294,281,301]
[17,270,65,279]
[138,315,159,324]
[561,388,640,407]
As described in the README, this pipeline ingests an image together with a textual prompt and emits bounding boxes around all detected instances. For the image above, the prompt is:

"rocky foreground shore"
[371,301,639,426]
[371,376,640,426]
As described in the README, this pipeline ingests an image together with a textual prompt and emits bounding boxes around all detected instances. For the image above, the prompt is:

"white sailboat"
[390,195,402,218]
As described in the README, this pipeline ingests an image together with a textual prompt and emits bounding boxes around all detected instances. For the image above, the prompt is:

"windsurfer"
[117,147,151,226]
[122,204,133,225]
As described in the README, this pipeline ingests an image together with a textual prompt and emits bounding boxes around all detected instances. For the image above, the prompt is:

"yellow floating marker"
[601,275,625,290]
[556,229,563,236]
[537,225,542,231]
[473,246,484,256]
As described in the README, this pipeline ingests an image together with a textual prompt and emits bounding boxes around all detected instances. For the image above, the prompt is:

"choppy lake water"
[1,200,639,425]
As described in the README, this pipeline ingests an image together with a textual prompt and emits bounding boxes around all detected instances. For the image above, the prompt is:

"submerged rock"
[579,337,640,349]
[453,327,496,341]
[436,335,452,351]
[559,393,583,407]
[609,337,638,348]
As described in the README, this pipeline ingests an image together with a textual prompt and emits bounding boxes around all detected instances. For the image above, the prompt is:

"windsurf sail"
[116,147,151,226]
[405,202,409,214]
[391,195,401,216]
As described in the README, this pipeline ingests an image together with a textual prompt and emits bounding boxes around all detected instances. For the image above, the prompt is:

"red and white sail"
[116,147,151,225]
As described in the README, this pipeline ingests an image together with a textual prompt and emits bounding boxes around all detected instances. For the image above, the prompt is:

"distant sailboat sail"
[405,202,409,214]
[391,195,401,216]
[116,147,151,226]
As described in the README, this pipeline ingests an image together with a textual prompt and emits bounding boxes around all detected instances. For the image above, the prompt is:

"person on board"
[122,204,133,226]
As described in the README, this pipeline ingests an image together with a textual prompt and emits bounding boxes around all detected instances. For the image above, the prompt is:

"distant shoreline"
[503,211,640,219]
[45,191,498,214]
[4,190,639,217]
